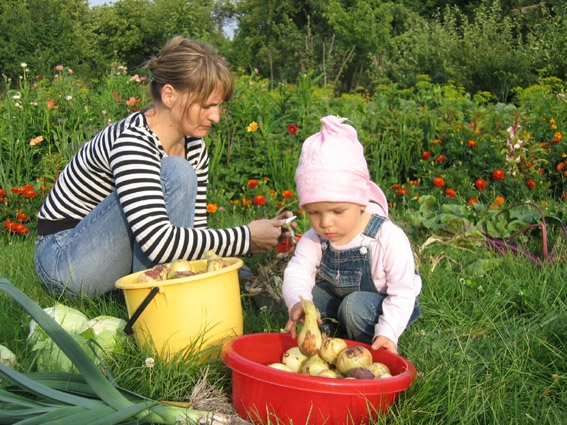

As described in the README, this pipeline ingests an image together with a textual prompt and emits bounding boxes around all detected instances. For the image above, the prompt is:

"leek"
[0,279,246,425]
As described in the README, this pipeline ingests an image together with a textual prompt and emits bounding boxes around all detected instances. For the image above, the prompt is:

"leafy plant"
[0,278,243,425]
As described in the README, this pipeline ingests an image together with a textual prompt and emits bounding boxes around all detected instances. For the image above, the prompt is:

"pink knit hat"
[295,115,388,215]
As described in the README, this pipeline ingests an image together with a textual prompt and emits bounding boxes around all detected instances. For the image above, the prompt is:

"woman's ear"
[161,84,178,109]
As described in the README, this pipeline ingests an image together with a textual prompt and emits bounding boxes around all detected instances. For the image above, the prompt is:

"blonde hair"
[144,36,234,109]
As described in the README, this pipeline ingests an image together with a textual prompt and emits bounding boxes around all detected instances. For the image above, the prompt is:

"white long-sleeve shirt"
[283,210,421,345]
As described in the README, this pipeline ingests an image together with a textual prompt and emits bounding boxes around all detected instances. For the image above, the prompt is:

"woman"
[34,36,287,297]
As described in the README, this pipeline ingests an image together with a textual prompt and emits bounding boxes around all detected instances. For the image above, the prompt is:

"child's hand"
[284,300,322,338]
[371,335,397,354]
[284,302,304,338]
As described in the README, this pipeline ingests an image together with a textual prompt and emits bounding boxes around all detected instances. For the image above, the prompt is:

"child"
[282,115,421,354]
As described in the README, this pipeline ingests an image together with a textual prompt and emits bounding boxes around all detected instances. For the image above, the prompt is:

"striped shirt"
[37,111,250,263]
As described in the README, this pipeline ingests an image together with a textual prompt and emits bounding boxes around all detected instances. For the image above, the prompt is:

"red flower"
[467,140,477,148]
[253,195,266,206]
[287,124,298,135]
[444,188,456,198]
[23,188,37,199]
[475,178,487,191]
[468,197,479,205]
[247,179,259,189]
[436,154,447,163]
[421,151,432,160]
[526,179,536,189]
[433,177,445,188]
[397,189,409,196]
[409,180,419,187]
[0,188,6,197]
[16,212,28,223]
[492,169,505,181]
[282,190,294,199]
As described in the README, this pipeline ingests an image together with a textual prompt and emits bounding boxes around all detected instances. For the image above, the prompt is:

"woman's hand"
[247,212,296,253]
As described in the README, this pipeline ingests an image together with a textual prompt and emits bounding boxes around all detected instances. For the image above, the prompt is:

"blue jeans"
[312,281,421,344]
[34,157,197,297]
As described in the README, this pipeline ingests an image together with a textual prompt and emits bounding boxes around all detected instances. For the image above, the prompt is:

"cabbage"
[0,344,16,368]
[28,304,89,345]
[27,305,126,372]
[78,315,127,353]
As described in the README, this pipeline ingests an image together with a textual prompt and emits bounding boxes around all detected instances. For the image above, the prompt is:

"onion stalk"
[0,278,242,425]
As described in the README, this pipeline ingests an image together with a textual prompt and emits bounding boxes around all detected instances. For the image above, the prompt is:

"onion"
[268,362,292,372]
[335,346,373,376]
[318,369,339,378]
[318,336,348,365]
[281,347,308,373]
[347,367,375,380]
[301,354,330,376]
[367,362,392,378]
[167,259,195,279]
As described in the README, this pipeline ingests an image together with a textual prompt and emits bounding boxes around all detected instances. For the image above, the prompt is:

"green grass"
[1,226,566,424]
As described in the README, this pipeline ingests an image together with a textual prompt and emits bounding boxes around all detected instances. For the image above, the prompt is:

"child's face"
[303,202,366,246]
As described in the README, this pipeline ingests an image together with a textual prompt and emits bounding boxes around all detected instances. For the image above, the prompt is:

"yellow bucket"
[115,257,244,358]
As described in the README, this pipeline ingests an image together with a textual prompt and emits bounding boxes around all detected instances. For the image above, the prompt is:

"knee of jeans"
[161,157,197,195]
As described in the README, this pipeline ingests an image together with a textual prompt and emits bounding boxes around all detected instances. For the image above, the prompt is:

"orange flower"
[206,203,218,213]
[247,179,259,189]
[526,179,536,189]
[408,180,419,187]
[495,196,505,205]
[46,100,57,109]
[432,177,445,188]
[492,169,505,181]
[253,195,266,206]
[473,129,482,135]
[475,178,487,191]
[557,163,565,171]
[444,188,456,198]
[421,151,432,160]
[282,190,294,199]
[432,139,442,145]
[468,197,479,205]
[397,189,409,196]
[391,184,401,190]
[467,140,477,148]
[436,154,447,163]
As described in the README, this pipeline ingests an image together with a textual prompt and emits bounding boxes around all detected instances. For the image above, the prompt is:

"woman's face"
[302,202,366,246]
[175,88,224,139]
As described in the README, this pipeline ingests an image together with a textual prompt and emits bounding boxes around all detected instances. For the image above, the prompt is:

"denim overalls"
[312,214,421,343]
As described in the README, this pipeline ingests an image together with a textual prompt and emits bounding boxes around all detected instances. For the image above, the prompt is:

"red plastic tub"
[221,333,416,425]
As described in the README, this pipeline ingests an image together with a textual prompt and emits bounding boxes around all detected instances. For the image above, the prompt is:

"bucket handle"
[124,286,160,335]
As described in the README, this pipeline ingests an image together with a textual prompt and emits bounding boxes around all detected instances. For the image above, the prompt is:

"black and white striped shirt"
[37,111,250,263]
